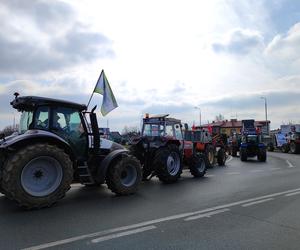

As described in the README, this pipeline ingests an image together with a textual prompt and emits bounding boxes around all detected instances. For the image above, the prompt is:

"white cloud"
[265,22,300,62]
[1,0,300,132]
[0,0,114,75]
[212,29,264,54]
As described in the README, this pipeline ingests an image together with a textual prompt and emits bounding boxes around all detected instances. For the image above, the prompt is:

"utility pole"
[260,97,268,134]
[194,106,201,126]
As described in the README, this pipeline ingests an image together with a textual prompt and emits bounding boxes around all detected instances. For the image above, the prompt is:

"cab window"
[174,124,183,140]
[34,106,49,130]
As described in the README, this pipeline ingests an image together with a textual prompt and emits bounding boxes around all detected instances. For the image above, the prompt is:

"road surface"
[1,152,300,250]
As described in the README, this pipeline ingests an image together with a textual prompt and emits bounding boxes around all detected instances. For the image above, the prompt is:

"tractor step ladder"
[78,162,95,185]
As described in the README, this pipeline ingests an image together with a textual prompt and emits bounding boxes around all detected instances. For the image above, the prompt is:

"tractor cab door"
[51,107,88,160]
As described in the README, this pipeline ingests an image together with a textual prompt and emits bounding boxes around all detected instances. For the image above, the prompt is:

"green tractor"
[0,94,142,209]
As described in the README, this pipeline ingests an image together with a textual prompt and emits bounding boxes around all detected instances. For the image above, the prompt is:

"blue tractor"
[240,120,267,162]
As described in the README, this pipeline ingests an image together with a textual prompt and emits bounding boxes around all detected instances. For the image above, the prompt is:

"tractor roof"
[143,114,181,124]
[10,96,87,111]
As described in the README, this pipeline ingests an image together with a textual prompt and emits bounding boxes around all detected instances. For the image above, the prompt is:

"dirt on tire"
[2,143,73,209]
[106,155,142,195]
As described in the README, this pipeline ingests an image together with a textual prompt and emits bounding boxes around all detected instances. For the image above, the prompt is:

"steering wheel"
[36,120,47,129]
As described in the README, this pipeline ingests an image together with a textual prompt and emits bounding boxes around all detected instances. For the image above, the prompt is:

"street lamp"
[260,96,268,134]
[194,106,201,126]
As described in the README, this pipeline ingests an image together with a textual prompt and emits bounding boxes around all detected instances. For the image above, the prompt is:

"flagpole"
[87,69,104,109]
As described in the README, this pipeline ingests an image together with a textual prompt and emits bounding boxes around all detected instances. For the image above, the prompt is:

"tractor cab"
[10,94,89,160]
[142,114,183,141]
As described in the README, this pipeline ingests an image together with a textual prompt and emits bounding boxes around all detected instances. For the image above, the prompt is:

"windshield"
[143,123,165,136]
[19,111,33,134]
[247,135,258,143]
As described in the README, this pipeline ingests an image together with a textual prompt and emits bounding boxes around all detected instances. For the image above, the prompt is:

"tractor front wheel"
[106,155,142,195]
[2,143,73,209]
[154,145,183,184]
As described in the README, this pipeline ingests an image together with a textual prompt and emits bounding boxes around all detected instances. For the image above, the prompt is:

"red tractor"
[130,114,208,182]
[183,128,227,168]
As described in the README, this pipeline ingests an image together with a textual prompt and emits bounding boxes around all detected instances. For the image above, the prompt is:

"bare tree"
[215,114,225,122]
[0,125,17,137]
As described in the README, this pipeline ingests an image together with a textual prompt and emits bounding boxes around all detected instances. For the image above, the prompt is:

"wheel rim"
[120,164,137,187]
[196,157,206,172]
[21,156,63,197]
[167,152,181,176]
[208,151,214,165]
[290,143,295,152]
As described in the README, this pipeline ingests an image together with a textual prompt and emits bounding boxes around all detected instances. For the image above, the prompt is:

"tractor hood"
[100,138,125,152]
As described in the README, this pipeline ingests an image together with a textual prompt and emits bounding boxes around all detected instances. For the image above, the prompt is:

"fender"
[0,129,75,159]
[96,149,129,184]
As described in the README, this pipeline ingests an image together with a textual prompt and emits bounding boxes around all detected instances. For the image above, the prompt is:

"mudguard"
[96,149,130,184]
[0,130,74,158]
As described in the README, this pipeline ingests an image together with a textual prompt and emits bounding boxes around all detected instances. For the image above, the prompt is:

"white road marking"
[242,198,274,207]
[270,167,281,171]
[286,160,295,168]
[250,170,264,173]
[91,226,156,244]
[205,174,215,178]
[226,155,233,163]
[285,191,300,197]
[71,184,83,188]
[226,172,240,175]
[22,187,300,250]
[184,209,230,221]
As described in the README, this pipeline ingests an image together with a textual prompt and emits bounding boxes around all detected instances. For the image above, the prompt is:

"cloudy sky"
[0,0,300,132]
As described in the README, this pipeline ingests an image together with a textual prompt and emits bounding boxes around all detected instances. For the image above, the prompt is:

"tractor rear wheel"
[240,149,247,162]
[217,148,226,166]
[258,150,267,162]
[189,154,207,178]
[232,147,237,157]
[2,143,73,209]
[106,155,142,195]
[205,145,215,168]
[290,142,300,154]
[281,144,289,153]
[154,145,182,184]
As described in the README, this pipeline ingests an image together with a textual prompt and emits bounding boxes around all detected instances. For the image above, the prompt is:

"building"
[198,119,270,136]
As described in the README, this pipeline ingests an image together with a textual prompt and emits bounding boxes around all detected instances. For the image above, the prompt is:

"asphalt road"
[1,151,300,250]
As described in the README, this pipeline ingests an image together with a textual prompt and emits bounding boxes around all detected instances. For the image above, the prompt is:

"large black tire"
[240,149,247,162]
[289,142,300,154]
[154,144,183,184]
[205,144,215,168]
[189,154,207,178]
[2,143,73,209]
[281,144,289,153]
[217,148,226,166]
[267,143,274,152]
[258,150,267,162]
[232,147,237,157]
[106,155,142,195]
